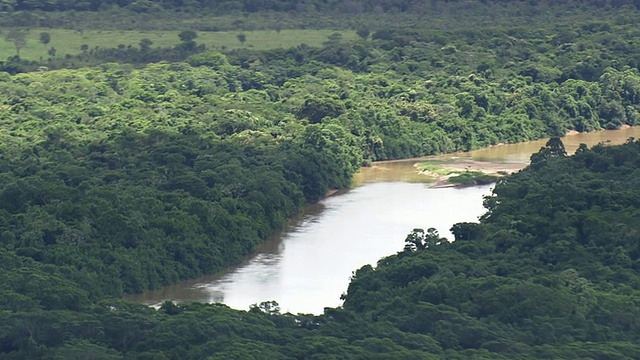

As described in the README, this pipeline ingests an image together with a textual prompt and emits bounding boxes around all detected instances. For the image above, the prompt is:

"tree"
[530,137,567,165]
[404,228,444,252]
[178,30,197,43]
[177,30,198,51]
[39,32,51,47]
[48,47,56,57]
[139,38,153,52]
[5,28,28,57]
[575,143,589,155]
[356,28,370,39]
[404,228,426,252]
[546,137,567,157]
[237,33,247,46]
[296,97,346,124]
[326,32,343,43]
[250,300,280,315]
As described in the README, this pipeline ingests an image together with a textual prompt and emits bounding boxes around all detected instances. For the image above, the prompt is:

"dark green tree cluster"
[0,62,362,301]
[6,0,640,13]
[343,139,640,358]
[1,6,640,305]
[2,2,640,358]
[4,133,640,358]
[56,39,207,68]
[226,30,640,156]
[1,0,639,33]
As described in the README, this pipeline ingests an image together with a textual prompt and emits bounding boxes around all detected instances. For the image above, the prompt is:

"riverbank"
[130,127,640,312]
[403,126,640,187]
[421,159,527,188]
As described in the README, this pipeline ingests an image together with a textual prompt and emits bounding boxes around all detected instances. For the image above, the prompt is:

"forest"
[1,0,640,358]
[2,0,640,14]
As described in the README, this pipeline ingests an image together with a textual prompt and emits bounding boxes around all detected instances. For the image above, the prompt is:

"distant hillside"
[4,0,640,13]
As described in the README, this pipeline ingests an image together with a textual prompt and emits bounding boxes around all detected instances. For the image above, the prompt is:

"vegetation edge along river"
[126,127,640,315]
[3,1,640,358]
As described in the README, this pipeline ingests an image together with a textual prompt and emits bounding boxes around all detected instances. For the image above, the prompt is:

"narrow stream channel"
[127,127,640,314]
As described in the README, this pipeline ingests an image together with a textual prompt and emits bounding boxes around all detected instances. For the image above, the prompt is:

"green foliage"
[178,30,197,43]
[2,2,640,359]
[0,63,363,299]
[3,0,640,15]
[531,137,569,165]
[356,28,370,40]
[4,28,28,56]
[447,171,498,185]
[404,228,446,252]
[186,51,229,69]
[236,33,247,46]
[139,38,152,51]
[343,139,640,358]
[0,28,358,63]
[38,32,51,47]
[417,162,500,185]
[416,162,451,175]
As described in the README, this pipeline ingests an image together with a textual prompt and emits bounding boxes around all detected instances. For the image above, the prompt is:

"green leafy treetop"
[5,28,28,57]
[39,32,51,47]
[531,136,567,164]
[178,30,197,42]
[237,33,247,46]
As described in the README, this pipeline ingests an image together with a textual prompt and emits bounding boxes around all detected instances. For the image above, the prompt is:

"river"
[126,127,640,314]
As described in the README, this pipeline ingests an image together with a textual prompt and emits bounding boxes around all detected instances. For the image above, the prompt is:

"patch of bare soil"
[425,159,528,188]
[439,159,527,175]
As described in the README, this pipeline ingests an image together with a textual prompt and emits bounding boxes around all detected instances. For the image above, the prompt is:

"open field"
[0,28,358,61]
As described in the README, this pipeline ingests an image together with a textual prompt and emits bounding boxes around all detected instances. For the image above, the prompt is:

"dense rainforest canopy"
[1,0,640,31]
[2,0,640,14]
[1,0,640,358]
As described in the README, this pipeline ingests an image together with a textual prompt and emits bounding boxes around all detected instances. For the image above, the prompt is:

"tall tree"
[530,137,568,165]
[237,33,247,46]
[178,30,197,43]
[39,32,51,47]
[5,29,28,57]
[139,38,153,52]
[356,28,370,39]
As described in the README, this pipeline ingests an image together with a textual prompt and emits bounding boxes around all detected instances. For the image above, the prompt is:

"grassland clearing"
[0,28,357,61]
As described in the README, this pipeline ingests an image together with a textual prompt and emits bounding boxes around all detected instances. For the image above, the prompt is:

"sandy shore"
[420,159,528,188]
[436,159,527,175]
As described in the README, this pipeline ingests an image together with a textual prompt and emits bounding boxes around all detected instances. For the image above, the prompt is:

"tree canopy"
[2,1,640,358]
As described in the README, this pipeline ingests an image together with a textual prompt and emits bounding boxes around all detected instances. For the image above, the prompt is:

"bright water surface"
[127,128,640,314]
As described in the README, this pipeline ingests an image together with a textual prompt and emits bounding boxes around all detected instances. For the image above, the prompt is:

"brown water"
[127,128,640,314]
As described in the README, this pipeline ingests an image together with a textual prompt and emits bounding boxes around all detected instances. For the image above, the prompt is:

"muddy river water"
[127,128,640,314]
